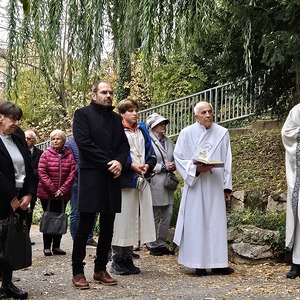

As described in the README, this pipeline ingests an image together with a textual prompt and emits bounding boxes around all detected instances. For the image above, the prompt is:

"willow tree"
[7,0,300,119]
[217,0,300,115]
[5,0,106,111]
[6,0,219,103]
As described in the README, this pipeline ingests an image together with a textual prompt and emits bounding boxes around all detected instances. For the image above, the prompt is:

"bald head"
[194,101,214,128]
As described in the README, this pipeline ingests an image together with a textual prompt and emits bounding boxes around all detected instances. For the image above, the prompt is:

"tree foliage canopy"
[3,0,300,136]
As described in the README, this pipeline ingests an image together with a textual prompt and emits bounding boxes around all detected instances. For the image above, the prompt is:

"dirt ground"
[10,225,300,300]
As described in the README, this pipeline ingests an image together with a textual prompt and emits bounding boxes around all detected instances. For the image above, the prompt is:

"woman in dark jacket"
[37,129,76,256]
[0,101,34,300]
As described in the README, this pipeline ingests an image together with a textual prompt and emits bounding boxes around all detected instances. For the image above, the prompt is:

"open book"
[193,157,224,168]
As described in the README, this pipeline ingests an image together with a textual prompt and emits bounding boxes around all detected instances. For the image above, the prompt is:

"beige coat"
[149,132,175,206]
[112,184,156,246]
[111,127,156,246]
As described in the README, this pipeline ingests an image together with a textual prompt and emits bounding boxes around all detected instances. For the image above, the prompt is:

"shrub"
[171,190,181,226]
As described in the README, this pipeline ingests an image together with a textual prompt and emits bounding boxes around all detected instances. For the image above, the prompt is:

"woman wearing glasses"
[0,101,34,299]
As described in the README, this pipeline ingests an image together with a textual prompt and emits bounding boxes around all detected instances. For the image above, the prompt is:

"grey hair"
[25,129,37,140]
[50,129,66,143]
[194,101,213,114]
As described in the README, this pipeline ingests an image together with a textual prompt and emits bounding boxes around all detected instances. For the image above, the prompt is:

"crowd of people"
[1,79,297,298]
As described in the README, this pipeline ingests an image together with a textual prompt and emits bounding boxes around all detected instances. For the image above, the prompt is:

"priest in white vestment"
[173,101,233,276]
[282,103,300,279]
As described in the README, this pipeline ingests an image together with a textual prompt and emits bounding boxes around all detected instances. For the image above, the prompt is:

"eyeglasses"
[5,115,22,123]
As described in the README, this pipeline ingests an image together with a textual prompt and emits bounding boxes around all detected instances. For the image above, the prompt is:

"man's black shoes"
[195,267,234,276]
[211,267,234,275]
[195,268,207,276]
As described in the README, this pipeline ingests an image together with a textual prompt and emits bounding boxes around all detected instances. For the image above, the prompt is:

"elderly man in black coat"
[71,81,130,289]
[24,129,43,243]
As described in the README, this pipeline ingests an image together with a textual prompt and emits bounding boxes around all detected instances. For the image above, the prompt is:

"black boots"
[0,289,7,300]
[286,263,300,279]
[1,282,28,299]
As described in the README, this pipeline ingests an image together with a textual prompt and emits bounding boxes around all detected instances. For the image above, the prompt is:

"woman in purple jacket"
[37,130,76,256]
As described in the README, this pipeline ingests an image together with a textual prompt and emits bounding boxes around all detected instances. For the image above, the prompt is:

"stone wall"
[229,190,287,214]
[226,191,287,264]
[228,225,280,264]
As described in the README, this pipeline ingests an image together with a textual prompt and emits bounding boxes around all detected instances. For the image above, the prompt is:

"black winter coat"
[73,101,130,213]
[0,133,35,220]
[31,146,43,191]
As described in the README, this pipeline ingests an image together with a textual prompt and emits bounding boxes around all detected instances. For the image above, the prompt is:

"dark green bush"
[227,208,286,230]
[171,190,181,226]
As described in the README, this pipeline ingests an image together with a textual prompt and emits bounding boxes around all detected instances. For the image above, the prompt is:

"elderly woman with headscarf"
[0,101,34,299]
[146,113,176,256]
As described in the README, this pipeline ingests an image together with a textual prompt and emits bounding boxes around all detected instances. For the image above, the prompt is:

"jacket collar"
[91,100,115,112]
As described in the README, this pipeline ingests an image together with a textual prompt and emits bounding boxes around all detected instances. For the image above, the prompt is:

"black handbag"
[5,211,32,270]
[164,172,180,191]
[40,199,67,235]
[151,138,180,191]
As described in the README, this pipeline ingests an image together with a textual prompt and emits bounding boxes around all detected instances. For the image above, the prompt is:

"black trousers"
[27,194,37,233]
[40,199,67,249]
[0,240,13,287]
[72,212,115,275]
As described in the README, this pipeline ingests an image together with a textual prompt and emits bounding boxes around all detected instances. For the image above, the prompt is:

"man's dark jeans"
[72,212,115,275]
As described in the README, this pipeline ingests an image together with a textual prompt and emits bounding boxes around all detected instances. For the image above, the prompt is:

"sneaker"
[124,258,140,274]
[86,238,98,247]
[132,252,140,259]
[43,249,52,256]
[159,246,175,255]
[0,289,6,299]
[110,258,130,275]
[108,249,112,261]
[149,247,163,256]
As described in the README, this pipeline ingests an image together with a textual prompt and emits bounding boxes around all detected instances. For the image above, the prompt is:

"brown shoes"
[72,271,117,289]
[93,271,117,286]
[72,274,90,289]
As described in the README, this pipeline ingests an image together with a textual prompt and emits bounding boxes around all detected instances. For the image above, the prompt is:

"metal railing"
[139,78,258,138]
[37,78,258,150]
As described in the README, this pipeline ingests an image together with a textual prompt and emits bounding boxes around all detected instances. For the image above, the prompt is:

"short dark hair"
[117,98,139,114]
[91,80,112,93]
[0,101,23,120]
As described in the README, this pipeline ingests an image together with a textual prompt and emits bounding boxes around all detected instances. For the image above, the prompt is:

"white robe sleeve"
[174,128,198,187]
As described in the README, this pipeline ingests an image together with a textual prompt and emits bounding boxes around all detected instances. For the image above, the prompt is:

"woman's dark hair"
[0,101,23,120]
[117,98,139,114]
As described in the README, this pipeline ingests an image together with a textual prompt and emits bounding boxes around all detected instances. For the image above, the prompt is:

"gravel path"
[11,225,300,299]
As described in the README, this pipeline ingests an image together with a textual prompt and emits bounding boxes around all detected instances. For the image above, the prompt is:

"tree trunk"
[116,49,131,102]
[296,59,300,96]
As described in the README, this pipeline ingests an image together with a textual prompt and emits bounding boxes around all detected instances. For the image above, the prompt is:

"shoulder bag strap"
[151,137,166,164]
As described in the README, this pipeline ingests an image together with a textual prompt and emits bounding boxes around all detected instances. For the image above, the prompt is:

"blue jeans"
[70,185,95,241]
